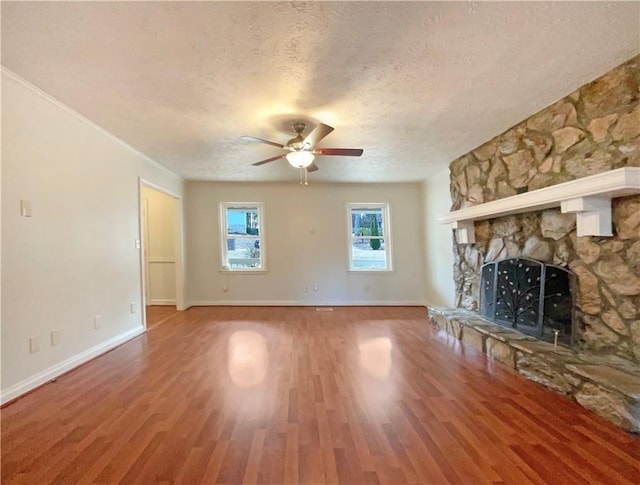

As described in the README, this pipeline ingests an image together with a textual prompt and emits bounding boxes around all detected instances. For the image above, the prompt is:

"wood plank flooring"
[146,305,178,328]
[2,306,638,484]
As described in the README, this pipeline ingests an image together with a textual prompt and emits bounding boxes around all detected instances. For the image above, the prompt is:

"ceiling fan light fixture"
[246,122,362,171]
[286,150,315,168]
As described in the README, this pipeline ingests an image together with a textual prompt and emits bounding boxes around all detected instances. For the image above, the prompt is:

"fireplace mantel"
[439,167,640,243]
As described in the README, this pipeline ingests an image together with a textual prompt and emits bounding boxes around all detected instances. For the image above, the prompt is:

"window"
[220,202,265,271]
[347,203,392,271]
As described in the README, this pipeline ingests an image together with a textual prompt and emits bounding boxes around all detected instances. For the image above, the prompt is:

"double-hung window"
[347,203,392,271]
[220,202,265,271]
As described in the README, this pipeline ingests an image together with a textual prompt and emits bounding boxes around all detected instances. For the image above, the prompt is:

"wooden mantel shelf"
[438,167,640,243]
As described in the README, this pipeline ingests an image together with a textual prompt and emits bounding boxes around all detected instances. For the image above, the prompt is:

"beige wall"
[422,169,456,307]
[186,181,427,305]
[1,70,185,400]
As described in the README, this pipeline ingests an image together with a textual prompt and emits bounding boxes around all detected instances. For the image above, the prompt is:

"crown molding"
[1,66,183,182]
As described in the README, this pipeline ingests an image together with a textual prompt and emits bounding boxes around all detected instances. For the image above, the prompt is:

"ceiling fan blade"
[302,123,334,149]
[242,135,285,149]
[307,162,319,173]
[252,154,285,166]
[314,148,364,157]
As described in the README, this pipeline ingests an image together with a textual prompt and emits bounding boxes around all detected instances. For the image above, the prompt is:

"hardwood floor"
[146,305,178,328]
[2,306,638,484]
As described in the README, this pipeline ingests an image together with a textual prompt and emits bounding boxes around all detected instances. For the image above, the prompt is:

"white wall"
[186,182,426,305]
[422,169,456,307]
[1,70,184,401]
[142,185,178,305]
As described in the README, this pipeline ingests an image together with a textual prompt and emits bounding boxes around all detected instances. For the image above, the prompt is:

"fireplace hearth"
[479,258,574,347]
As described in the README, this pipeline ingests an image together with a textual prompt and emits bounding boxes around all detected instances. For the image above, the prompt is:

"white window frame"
[346,203,393,272]
[219,202,266,272]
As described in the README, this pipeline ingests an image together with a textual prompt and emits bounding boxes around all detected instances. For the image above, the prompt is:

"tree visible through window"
[220,203,265,271]
[348,203,392,271]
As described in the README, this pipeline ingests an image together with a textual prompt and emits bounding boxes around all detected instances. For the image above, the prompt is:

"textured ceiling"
[2,2,639,183]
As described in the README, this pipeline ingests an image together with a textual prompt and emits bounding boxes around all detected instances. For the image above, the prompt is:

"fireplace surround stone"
[436,55,640,432]
[447,55,640,360]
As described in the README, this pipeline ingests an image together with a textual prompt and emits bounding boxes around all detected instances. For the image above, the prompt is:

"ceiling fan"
[242,122,364,174]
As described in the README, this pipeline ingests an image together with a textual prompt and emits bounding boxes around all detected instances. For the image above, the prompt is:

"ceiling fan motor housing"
[287,123,307,149]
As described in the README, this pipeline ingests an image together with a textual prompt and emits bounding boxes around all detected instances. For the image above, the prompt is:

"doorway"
[139,181,184,328]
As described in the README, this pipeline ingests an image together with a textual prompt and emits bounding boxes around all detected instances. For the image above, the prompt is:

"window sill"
[218,269,268,275]
[347,269,395,275]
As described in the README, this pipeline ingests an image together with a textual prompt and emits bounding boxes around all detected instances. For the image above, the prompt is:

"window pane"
[348,204,391,271]
[351,208,383,237]
[227,208,260,236]
[225,237,261,268]
[351,238,386,269]
[220,202,265,272]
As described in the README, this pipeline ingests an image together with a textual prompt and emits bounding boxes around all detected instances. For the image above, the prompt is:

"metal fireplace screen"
[479,257,574,347]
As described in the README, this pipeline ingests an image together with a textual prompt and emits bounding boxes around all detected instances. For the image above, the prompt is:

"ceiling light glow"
[286,151,315,168]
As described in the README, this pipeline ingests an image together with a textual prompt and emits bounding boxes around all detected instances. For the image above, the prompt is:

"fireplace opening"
[479,257,574,347]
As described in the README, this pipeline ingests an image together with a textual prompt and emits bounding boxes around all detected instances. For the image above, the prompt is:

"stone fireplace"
[428,55,640,432]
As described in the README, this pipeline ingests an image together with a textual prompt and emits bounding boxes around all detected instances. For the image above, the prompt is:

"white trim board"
[439,167,640,243]
[188,300,427,307]
[148,299,177,305]
[1,327,145,405]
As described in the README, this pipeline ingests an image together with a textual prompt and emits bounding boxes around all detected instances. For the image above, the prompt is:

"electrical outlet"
[130,302,136,314]
[51,331,60,346]
[222,285,228,292]
[313,284,319,292]
[303,285,308,293]
[29,336,40,353]
[94,315,101,329]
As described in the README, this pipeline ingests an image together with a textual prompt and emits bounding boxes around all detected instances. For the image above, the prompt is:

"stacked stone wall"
[449,55,640,362]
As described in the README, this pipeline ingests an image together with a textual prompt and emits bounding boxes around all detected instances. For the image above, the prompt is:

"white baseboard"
[147,299,176,305]
[1,326,145,405]
[188,300,427,307]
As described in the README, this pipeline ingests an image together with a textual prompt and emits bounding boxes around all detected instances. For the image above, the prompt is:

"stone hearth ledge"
[427,306,640,433]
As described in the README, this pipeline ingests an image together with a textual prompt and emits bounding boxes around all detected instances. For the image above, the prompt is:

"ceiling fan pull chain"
[304,168,309,186]
[299,167,303,185]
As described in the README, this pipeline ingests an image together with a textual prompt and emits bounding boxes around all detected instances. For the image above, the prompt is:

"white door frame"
[138,178,186,329]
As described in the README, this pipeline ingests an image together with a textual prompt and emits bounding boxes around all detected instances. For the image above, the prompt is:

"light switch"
[20,200,32,217]
[135,239,141,249]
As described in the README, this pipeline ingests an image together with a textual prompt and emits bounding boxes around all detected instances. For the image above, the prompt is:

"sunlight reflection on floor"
[227,329,268,388]
[358,336,392,379]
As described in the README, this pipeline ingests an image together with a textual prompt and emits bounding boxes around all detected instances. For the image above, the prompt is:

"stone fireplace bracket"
[439,167,640,244]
